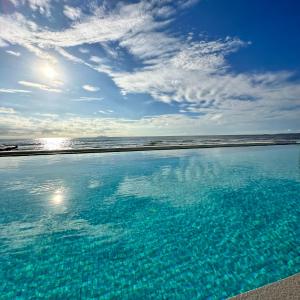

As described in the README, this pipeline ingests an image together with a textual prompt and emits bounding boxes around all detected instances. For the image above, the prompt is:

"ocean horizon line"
[0,141,298,157]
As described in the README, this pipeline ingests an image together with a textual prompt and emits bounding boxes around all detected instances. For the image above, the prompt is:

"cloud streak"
[0,88,31,93]
[63,5,82,21]
[9,0,52,16]
[0,107,16,114]
[18,81,62,93]
[82,85,100,92]
[6,50,21,56]
[72,96,103,102]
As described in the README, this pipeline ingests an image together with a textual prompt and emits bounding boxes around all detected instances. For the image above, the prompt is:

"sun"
[35,61,65,85]
[41,64,57,80]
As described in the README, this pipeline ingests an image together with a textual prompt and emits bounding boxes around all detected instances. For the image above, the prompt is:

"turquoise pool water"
[0,145,300,299]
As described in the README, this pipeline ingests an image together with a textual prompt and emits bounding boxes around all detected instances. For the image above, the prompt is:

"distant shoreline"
[0,141,298,157]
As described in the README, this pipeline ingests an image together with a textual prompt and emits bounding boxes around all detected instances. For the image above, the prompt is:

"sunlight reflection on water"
[39,138,72,150]
[51,189,65,205]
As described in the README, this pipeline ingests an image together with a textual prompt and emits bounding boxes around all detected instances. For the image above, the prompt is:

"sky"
[0,0,300,137]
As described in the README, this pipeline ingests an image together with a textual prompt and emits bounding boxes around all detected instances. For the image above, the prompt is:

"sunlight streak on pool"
[51,189,65,205]
[0,145,300,299]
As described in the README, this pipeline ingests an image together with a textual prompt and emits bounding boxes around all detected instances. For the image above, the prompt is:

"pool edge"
[230,273,300,299]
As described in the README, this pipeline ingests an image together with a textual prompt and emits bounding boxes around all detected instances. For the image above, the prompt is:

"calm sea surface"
[0,133,300,151]
[0,145,300,299]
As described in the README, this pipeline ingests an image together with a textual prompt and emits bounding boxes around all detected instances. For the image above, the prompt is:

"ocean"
[1,133,300,152]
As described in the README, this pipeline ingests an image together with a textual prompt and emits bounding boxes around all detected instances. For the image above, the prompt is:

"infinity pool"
[1,145,300,299]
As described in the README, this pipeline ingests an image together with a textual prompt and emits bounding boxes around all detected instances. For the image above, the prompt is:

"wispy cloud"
[0,0,299,135]
[79,48,89,54]
[82,85,100,92]
[90,56,103,64]
[0,13,56,63]
[5,50,21,56]
[18,81,62,93]
[0,107,16,114]
[1,0,287,117]
[101,43,119,59]
[97,109,114,115]
[0,88,31,93]
[9,0,52,16]
[34,113,58,118]
[179,0,200,9]
[55,47,84,64]
[63,5,82,21]
[72,96,103,102]
[0,2,151,48]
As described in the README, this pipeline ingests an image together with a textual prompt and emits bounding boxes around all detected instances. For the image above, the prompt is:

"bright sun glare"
[52,189,64,205]
[42,64,57,80]
[40,137,70,151]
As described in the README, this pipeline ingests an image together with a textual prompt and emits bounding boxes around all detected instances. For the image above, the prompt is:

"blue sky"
[0,0,299,137]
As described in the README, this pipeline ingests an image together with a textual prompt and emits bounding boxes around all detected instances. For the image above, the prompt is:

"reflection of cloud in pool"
[0,218,122,251]
[117,156,238,207]
[116,151,300,207]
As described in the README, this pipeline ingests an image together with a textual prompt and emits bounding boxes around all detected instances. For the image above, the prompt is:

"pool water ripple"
[0,145,300,299]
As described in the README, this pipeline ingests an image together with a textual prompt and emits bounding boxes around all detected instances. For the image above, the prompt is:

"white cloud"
[63,5,82,21]
[90,56,103,64]
[0,107,16,114]
[18,81,62,93]
[72,96,103,102]
[0,88,31,93]
[0,2,256,110]
[0,111,299,138]
[0,0,299,134]
[101,43,119,59]
[179,0,200,9]
[6,50,21,56]
[98,109,113,114]
[155,6,176,18]
[28,0,51,15]
[55,47,84,64]
[79,48,89,54]
[34,113,58,118]
[0,3,152,48]
[0,13,57,63]
[82,85,100,92]
[10,0,52,16]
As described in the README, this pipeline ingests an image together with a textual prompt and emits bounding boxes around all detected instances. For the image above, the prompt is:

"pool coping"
[230,273,300,299]
[0,141,298,157]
